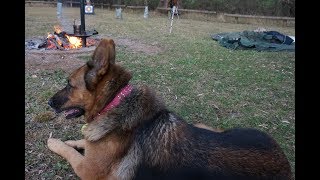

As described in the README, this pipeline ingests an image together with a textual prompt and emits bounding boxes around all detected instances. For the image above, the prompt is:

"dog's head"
[48,38,132,123]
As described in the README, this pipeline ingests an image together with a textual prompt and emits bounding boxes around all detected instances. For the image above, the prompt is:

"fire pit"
[25,0,100,52]
[25,25,99,51]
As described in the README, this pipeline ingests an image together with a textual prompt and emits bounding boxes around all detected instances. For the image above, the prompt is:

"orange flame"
[65,35,82,49]
[47,32,54,39]
[45,25,85,49]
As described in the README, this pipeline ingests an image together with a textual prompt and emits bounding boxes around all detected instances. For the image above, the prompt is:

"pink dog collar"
[95,84,133,118]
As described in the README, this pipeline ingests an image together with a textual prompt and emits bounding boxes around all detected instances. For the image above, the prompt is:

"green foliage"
[54,161,70,171]
[261,0,277,8]
[180,0,294,16]
[119,0,160,10]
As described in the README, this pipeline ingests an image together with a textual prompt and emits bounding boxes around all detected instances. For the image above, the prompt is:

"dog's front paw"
[65,139,86,149]
[47,138,66,152]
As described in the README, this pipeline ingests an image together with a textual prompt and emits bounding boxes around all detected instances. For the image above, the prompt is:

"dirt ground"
[25,36,164,72]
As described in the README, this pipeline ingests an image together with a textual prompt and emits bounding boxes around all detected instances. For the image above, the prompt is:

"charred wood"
[48,38,63,50]
[38,40,47,49]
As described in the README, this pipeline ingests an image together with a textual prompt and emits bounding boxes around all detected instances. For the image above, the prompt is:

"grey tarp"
[211,31,295,52]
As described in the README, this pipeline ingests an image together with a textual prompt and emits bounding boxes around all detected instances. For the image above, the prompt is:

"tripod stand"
[169,6,179,34]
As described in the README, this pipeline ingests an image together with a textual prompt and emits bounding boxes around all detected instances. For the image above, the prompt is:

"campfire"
[36,25,97,50]
[26,0,99,51]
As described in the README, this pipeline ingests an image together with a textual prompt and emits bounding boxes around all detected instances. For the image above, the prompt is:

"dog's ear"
[89,38,116,74]
[85,39,116,90]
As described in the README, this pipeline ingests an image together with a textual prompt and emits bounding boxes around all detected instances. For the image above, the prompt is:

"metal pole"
[57,0,62,17]
[169,6,175,34]
[80,0,86,47]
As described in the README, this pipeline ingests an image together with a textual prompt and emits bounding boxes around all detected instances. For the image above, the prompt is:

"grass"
[25,7,295,179]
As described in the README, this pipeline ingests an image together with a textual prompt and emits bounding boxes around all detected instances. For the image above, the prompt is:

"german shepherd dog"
[47,38,292,180]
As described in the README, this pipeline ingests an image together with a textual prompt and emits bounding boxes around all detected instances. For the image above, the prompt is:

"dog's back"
[133,110,292,180]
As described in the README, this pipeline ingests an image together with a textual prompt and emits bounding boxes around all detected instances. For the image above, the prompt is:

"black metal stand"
[66,0,98,47]
[80,0,86,47]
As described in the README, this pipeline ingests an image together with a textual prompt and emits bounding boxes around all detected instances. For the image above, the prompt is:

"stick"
[50,37,63,50]
[54,34,64,47]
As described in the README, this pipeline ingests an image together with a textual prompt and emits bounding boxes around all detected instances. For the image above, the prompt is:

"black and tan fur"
[47,38,292,180]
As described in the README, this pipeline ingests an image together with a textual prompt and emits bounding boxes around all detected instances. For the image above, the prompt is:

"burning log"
[54,34,63,46]
[52,26,70,48]
[54,34,71,48]
[49,38,63,50]
[86,38,97,46]
[46,40,56,49]
[54,31,66,38]
[27,25,98,50]
[46,33,63,50]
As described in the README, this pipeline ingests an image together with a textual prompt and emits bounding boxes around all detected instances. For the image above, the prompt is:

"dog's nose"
[48,99,53,107]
